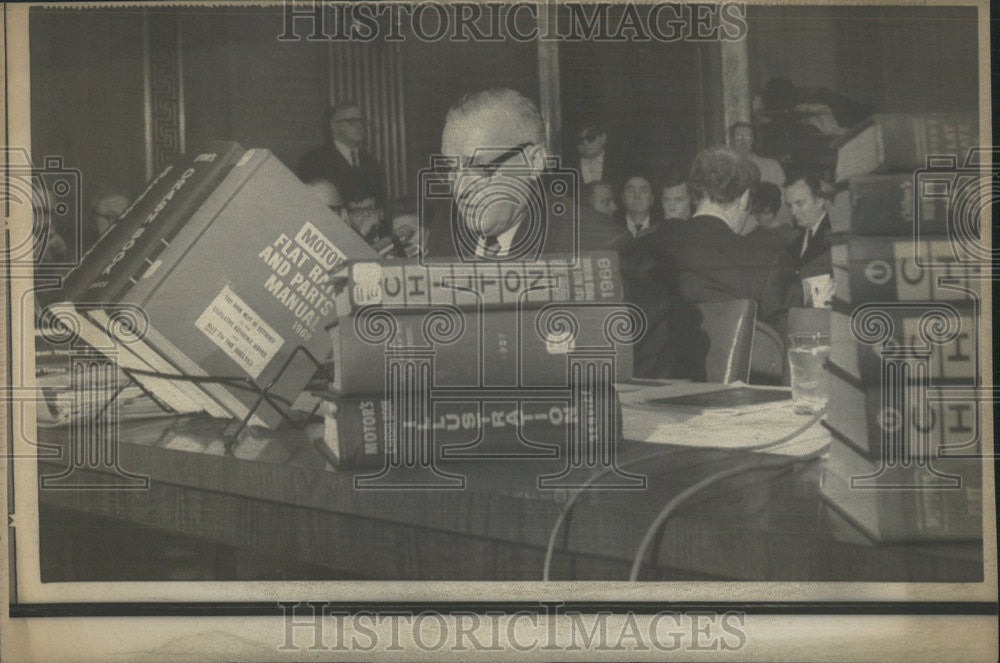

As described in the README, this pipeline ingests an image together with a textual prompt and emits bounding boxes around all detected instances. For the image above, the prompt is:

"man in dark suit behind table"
[297,101,385,205]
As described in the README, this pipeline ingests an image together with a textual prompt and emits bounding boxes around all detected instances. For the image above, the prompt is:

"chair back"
[695,299,757,383]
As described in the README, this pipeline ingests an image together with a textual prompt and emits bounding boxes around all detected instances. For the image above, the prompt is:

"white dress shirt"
[475,222,520,258]
[625,213,650,238]
[334,139,359,168]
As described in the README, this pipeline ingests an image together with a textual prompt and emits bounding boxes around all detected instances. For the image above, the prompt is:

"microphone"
[371,226,416,258]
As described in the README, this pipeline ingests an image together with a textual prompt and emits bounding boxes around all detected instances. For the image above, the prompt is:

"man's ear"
[526,143,549,173]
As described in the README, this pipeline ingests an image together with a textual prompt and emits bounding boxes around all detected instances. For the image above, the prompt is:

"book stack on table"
[822,113,984,541]
[309,252,634,469]
[41,143,378,429]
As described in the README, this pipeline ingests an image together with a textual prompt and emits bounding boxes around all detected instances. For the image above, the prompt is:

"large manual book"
[824,362,981,460]
[820,432,982,542]
[45,302,209,415]
[91,148,378,428]
[305,385,622,469]
[333,252,623,315]
[829,302,978,385]
[830,235,982,304]
[330,304,634,396]
[828,173,956,236]
[48,142,245,306]
[833,113,977,182]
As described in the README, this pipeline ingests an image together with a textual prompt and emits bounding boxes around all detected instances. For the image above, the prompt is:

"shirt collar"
[333,139,357,165]
[476,221,521,258]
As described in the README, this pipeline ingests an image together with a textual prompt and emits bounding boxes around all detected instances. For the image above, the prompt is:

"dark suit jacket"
[648,214,798,329]
[296,142,385,203]
[567,149,627,190]
[796,213,832,280]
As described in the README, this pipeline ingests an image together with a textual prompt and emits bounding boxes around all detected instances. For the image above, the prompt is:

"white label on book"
[195,285,285,379]
[295,221,347,272]
[352,263,384,306]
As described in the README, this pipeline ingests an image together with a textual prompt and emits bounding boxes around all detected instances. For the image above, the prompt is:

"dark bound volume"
[833,113,977,182]
[829,235,982,304]
[330,305,634,396]
[820,430,982,542]
[94,148,378,428]
[824,362,981,461]
[53,142,245,306]
[310,386,622,469]
[334,251,623,316]
[829,303,978,385]
[829,173,954,236]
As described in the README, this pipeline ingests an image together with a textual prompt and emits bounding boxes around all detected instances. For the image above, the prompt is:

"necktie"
[351,149,360,168]
[482,236,501,258]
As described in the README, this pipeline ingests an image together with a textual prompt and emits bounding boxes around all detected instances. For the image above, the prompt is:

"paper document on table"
[618,381,830,455]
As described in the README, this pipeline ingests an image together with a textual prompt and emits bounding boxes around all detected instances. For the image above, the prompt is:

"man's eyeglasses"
[441,143,533,183]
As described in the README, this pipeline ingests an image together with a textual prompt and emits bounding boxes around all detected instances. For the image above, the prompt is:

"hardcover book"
[334,251,623,315]
[833,113,977,182]
[93,148,378,427]
[828,173,954,236]
[51,142,245,306]
[829,235,982,304]
[820,432,982,542]
[309,386,622,469]
[829,304,978,385]
[824,362,981,460]
[329,304,635,396]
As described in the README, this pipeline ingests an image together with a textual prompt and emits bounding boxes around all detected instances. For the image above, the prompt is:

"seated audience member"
[570,122,623,188]
[620,175,661,238]
[305,178,349,226]
[746,182,799,249]
[87,189,130,247]
[660,173,692,222]
[346,194,385,246]
[584,180,617,218]
[785,172,834,308]
[388,196,430,257]
[610,175,672,309]
[648,146,797,330]
[578,180,624,251]
[297,101,385,205]
[32,183,69,265]
[729,121,786,186]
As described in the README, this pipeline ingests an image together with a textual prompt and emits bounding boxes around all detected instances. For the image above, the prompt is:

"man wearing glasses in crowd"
[297,101,385,205]
[427,88,575,261]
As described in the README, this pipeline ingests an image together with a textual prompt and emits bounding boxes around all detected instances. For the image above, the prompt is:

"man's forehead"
[442,111,525,156]
[625,178,651,190]
[332,106,362,121]
[786,181,812,199]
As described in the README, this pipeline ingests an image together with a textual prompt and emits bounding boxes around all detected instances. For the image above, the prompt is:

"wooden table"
[35,383,984,582]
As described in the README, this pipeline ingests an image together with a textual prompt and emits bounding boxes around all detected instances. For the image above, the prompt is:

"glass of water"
[788,333,832,415]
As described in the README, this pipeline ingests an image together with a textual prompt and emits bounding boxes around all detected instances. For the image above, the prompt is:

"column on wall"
[327,41,407,199]
[142,10,185,181]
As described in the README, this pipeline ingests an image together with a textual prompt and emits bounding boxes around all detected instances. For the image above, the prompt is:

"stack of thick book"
[42,142,378,428]
[822,112,983,541]
[307,252,634,468]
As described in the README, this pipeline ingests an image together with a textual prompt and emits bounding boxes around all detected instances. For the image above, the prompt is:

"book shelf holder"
[102,344,327,451]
